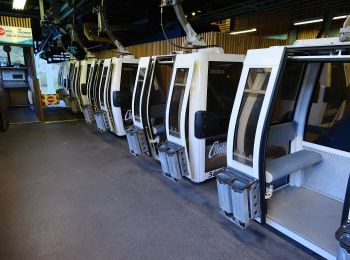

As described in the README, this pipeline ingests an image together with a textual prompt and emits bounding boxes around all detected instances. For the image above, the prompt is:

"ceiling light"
[293,18,323,26]
[230,28,257,35]
[12,0,27,10]
[333,15,348,20]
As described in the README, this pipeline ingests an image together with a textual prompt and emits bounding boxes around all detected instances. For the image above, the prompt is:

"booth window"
[233,68,271,166]
[0,46,25,67]
[169,68,189,137]
[134,68,146,122]
[304,62,350,153]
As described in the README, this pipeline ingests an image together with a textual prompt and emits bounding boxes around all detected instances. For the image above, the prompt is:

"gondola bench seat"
[265,121,324,184]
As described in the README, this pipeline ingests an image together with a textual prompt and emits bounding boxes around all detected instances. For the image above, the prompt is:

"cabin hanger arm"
[95,0,127,54]
[161,0,206,46]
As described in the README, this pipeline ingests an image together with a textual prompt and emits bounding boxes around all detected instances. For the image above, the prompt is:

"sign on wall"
[0,25,33,45]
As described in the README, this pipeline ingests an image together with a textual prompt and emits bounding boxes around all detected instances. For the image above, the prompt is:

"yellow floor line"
[10,119,84,125]
[10,121,40,125]
[43,119,84,124]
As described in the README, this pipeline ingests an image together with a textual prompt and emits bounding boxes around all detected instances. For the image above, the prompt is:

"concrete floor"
[7,107,38,123]
[0,121,317,260]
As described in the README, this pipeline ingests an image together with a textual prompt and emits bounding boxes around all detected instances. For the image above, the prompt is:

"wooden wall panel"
[0,16,31,28]
[296,24,321,40]
[94,32,286,59]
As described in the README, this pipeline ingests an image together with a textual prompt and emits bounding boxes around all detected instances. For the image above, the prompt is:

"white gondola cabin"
[158,49,244,182]
[126,55,175,159]
[97,56,139,136]
[216,37,350,259]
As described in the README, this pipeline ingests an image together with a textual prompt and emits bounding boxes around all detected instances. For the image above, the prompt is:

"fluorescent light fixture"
[294,18,323,26]
[333,15,347,20]
[230,28,257,35]
[12,0,27,10]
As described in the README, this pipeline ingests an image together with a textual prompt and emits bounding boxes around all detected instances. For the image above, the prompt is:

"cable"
[160,5,217,50]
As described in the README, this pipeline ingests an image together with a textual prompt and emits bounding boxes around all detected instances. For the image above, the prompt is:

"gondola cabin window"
[133,68,146,122]
[169,68,189,138]
[304,62,350,153]
[205,61,243,139]
[233,68,271,166]
[99,67,108,107]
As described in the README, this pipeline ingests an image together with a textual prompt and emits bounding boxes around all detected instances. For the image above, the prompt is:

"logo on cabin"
[0,27,5,36]
[124,110,132,121]
[208,141,226,160]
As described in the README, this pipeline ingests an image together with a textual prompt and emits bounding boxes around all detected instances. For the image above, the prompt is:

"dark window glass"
[233,68,272,166]
[72,67,78,95]
[106,64,114,126]
[120,63,138,110]
[99,67,108,107]
[77,66,81,97]
[68,63,74,92]
[271,61,305,124]
[134,68,146,121]
[304,62,350,153]
[93,62,104,109]
[86,64,91,83]
[205,61,243,141]
[88,65,97,101]
[169,68,189,137]
[120,63,138,93]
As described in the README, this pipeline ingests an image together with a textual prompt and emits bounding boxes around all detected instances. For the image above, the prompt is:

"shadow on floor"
[44,107,84,122]
[7,106,38,123]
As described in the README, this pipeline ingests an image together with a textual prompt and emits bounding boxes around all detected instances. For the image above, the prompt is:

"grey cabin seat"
[265,121,323,183]
[266,149,323,183]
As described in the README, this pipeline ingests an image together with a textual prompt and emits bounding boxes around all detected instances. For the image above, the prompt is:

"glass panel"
[88,65,97,101]
[121,63,138,93]
[0,46,25,67]
[86,64,91,83]
[233,68,272,166]
[120,63,138,109]
[72,67,78,94]
[133,67,146,122]
[93,62,104,109]
[169,68,189,137]
[271,61,305,124]
[99,67,108,107]
[76,66,81,96]
[205,61,243,140]
[68,63,74,93]
[106,65,114,126]
[304,62,350,153]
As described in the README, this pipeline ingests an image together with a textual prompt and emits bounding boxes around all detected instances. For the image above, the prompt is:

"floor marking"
[9,119,84,125]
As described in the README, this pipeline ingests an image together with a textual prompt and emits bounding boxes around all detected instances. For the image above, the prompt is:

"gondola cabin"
[158,49,244,182]
[83,59,98,123]
[216,37,350,259]
[56,61,70,100]
[93,59,111,132]
[126,55,175,159]
[99,56,139,136]
[76,59,95,113]
[63,60,76,110]
[69,61,82,113]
